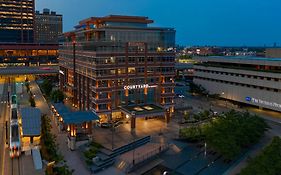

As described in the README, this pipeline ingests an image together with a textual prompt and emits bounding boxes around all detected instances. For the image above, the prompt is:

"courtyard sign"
[124,84,157,90]
[245,96,281,109]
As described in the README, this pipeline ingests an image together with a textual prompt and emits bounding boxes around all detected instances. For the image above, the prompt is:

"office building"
[59,15,176,129]
[34,9,63,44]
[0,0,34,43]
[194,56,281,112]
[0,43,59,66]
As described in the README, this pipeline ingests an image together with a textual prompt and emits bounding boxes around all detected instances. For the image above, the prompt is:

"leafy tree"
[25,82,30,93]
[189,82,208,96]
[41,115,73,175]
[180,110,268,160]
[240,137,281,175]
[29,92,36,107]
[41,79,53,97]
[51,90,65,103]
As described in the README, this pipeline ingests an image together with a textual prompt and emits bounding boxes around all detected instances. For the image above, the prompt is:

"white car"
[178,95,185,98]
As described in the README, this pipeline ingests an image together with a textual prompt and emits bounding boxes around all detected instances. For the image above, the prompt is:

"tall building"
[34,9,63,44]
[194,56,281,112]
[59,15,176,129]
[0,0,34,43]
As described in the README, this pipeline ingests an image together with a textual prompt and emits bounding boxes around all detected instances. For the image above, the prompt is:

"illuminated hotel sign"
[246,96,281,109]
[124,84,157,90]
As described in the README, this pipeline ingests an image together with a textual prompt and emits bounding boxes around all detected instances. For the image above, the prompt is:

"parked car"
[100,122,112,128]
[114,121,123,128]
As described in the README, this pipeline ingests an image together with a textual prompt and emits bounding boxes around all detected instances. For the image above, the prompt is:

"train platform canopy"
[120,104,165,118]
[20,107,41,137]
[52,103,99,124]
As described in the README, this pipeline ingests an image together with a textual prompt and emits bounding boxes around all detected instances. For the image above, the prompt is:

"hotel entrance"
[120,104,172,130]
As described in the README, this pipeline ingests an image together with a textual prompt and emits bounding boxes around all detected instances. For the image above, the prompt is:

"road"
[0,78,23,175]
[0,79,9,175]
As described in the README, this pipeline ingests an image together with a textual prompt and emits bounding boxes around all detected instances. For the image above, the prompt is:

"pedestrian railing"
[126,143,170,173]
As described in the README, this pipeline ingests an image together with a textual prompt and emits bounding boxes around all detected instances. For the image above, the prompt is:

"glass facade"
[34,9,63,44]
[0,0,34,43]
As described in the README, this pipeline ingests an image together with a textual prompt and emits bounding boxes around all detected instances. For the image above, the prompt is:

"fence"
[126,144,170,173]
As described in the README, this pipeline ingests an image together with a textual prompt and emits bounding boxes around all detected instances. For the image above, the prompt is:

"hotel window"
[98,104,107,110]
[147,57,153,62]
[138,57,145,62]
[117,57,125,63]
[98,80,108,87]
[137,68,144,73]
[147,67,154,73]
[118,69,126,74]
[128,67,136,74]
[110,69,116,75]
[128,57,135,63]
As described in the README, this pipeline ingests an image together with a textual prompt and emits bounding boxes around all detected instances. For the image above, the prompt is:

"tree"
[29,92,36,107]
[41,115,73,175]
[180,110,268,160]
[204,110,268,160]
[240,137,281,175]
[51,90,65,103]
[25,82,30,93]
[41,79,53,97]
[189,82,208,96]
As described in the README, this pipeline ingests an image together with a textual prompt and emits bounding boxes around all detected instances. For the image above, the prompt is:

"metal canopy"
[21,107,41,136]
[52,103,99,124]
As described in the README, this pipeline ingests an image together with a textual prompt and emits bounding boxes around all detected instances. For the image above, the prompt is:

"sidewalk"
[18,82,44,175]
[30,81,91,175]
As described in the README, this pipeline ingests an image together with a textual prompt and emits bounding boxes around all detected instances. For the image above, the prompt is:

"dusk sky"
[37,0,281,47]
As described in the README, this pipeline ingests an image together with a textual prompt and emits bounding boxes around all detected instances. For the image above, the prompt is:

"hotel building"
[194,56,281,112]
[59,15,176,128]
[0,0,34,43]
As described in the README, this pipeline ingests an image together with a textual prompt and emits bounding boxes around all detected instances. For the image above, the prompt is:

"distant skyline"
[36,0,281,47]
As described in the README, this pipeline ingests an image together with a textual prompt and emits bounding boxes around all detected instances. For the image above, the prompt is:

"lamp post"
[221,92,227,107]
[111,123,114,150]
[204,142,207,157]
[132,136,136,165]
[73,40,77,107]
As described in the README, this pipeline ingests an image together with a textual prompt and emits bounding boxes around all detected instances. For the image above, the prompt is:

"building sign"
[245,96,281,109]
[124,84,157,90]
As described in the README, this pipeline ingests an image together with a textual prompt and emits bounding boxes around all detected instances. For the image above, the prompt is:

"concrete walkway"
[30,81,91,175]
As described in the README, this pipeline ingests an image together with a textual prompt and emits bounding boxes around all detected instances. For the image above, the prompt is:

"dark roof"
[21,107,41,136]
[52,103,99,124]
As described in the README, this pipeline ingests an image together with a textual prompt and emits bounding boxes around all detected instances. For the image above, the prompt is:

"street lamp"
[221,92,227,107]
[132,136,136,165]
[204,142,207,157]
